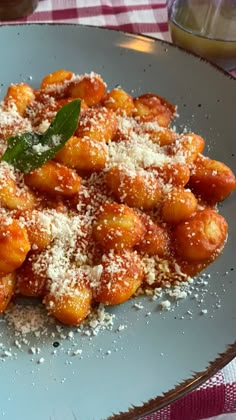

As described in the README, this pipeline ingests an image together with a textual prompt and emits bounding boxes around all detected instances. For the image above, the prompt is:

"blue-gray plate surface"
[0,24,235,420]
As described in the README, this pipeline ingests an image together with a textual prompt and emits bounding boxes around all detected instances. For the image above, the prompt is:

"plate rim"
[110,343,236,419]
[0,22,235,82]
[0,23,236,419]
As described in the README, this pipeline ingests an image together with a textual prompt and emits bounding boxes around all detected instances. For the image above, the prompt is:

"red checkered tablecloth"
[1,1,236,419]
[4,0,170,41]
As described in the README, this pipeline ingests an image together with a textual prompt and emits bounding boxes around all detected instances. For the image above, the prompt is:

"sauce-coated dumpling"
[174,209,228,262]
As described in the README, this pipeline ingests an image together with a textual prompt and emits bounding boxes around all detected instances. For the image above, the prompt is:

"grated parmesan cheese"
[0,69,226,356]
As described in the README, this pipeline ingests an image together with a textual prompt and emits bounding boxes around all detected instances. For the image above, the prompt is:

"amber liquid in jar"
[0,0,38,20]
[169,0,236,70]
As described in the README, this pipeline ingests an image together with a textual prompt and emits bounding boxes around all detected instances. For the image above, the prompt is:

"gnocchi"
[0,69,234,327]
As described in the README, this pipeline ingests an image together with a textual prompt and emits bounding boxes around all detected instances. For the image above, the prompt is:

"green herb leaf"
[41,99,81,146]
[1,99,81,173]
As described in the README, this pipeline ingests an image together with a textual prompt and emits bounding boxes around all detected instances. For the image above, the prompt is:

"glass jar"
[0,0,38,20]
[168,0,236,71]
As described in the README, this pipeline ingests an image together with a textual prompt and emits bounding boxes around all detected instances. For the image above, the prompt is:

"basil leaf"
[1,132,39,163]
[41,99,81,145]
[1,132,44,173]
[1,99,81,173]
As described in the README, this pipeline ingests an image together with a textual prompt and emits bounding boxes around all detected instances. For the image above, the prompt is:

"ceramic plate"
[0,24,235,420]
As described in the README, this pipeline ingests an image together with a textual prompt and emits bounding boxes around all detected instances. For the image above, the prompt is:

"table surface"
[1,1,236,419]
